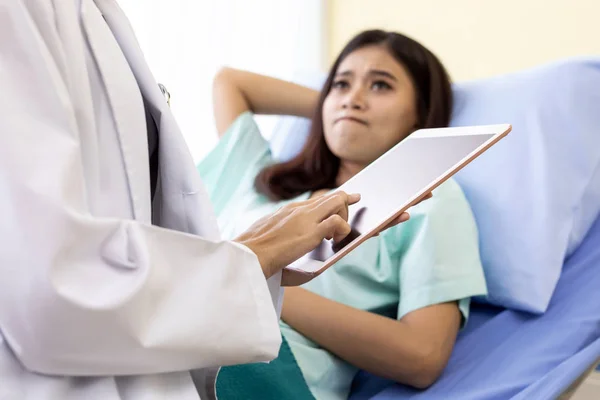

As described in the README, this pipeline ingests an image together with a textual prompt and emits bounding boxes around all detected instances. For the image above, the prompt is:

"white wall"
[118,0,325,162]
[327,0,600,81]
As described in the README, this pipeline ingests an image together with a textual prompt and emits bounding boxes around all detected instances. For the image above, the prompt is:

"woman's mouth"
[336,116,368,126]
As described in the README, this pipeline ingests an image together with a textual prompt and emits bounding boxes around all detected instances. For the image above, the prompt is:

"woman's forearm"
[281,287,460,389]
[212,67,319,134]
[227,68,319,117]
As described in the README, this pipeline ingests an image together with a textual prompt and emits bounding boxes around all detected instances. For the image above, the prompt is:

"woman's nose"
[347,102,362,110]
[342,88,366,110]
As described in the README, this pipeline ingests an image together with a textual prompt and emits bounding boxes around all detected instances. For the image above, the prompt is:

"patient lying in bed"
[197,29,488,400]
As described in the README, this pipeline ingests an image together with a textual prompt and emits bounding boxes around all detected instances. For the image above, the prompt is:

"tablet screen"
[339,132,495,238]
[286,124,510,274]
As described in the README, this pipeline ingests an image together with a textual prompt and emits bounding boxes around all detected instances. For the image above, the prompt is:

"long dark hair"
[255,30,453,201]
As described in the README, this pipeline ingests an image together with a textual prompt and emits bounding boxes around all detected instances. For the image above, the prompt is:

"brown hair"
[255,30,453,201]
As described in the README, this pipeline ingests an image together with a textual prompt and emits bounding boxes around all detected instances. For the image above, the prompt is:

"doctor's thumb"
[319,215,352,244]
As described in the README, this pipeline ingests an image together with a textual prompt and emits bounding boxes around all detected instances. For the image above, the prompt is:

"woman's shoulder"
[198,111,270,171]
[220,111,262,143]
[196,111,280,216]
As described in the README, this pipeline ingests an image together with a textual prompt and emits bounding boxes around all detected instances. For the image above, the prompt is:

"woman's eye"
[372,81,392,90]
[332,80,349,89]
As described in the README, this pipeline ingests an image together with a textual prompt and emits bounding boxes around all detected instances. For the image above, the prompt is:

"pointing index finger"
[310,191,361,223]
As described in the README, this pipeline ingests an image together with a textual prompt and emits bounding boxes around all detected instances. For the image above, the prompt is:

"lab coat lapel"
[80,0,152,222]
[95,0,221,239]
[92,0,170,123]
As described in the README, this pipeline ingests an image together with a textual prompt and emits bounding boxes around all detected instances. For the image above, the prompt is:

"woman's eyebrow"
[335,69,398,81]
[369,69,398,81]
[335,70,353,77]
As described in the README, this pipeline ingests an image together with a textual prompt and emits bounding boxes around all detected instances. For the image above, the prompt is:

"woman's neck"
[335,161,366,187]
[308,161,366,199]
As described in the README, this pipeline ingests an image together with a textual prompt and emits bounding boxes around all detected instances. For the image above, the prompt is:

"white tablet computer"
[285,123,512,276]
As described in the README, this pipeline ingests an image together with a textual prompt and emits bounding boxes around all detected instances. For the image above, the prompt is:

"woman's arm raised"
[212,67,319,136]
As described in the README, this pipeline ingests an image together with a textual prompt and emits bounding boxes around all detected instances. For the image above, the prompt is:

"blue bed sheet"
[350,215,600,400]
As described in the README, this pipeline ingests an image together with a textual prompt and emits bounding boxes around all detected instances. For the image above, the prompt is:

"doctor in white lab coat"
[0,1,360,399]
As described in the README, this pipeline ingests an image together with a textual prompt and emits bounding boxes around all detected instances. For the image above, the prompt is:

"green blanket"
[215,335,315,400]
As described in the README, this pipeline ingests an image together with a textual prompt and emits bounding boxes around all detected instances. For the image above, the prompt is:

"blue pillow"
[269,57,600,313]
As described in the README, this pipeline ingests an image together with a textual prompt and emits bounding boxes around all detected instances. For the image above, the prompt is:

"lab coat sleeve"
[0,3,281,376]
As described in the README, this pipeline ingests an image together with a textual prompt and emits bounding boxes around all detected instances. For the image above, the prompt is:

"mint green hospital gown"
[197,112,488,400]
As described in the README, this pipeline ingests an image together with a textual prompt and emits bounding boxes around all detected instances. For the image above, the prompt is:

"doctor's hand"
[234,191,361,282]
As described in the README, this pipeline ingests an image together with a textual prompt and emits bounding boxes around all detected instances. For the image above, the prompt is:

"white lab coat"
[0,0,283,399]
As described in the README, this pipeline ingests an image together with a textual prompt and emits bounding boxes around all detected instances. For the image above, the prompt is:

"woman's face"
[322,45,419,167]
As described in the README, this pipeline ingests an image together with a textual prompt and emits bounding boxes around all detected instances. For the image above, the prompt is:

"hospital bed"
[349,216,600,399]
[268,57,600,399]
